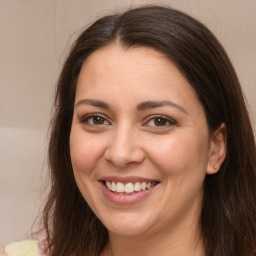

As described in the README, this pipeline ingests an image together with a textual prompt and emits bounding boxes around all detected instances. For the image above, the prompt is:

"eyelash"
[143,115,176,128]
[80,114,176,128]
[80,114,111,126]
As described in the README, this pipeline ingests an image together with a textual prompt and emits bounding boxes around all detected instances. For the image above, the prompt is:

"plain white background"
[0,0,255,244]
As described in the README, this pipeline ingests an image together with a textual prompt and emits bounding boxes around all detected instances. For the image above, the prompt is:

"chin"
[100,213,156,237]
[107,224,150,237]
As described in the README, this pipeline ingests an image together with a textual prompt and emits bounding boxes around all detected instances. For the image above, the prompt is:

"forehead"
[79,45,172,80]
[75,44,203,115]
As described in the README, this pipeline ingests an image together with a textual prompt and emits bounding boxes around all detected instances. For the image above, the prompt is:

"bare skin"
[70,44,226,256]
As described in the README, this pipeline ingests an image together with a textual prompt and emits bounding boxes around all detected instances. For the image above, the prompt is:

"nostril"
[104,147,145,168]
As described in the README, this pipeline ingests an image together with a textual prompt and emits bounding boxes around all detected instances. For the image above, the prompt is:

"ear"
[207,123,227,175]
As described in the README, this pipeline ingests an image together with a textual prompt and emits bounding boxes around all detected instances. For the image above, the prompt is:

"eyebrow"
[75,99,110,109]
[75,98,188,114]
[137,100,188,114]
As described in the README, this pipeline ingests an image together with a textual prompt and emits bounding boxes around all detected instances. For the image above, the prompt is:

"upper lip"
[99,176,160,184]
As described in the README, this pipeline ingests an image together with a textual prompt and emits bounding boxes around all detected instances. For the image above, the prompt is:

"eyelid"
[142,114,177,127]
[78,113,176,128]
[80,113,111,125]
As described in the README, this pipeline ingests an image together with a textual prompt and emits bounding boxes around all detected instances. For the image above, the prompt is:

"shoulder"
[0,240,48,256]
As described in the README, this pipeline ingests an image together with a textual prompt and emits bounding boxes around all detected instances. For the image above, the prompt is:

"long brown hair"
[43,5,256,256]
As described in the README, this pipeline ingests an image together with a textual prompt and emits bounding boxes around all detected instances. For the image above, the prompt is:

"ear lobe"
[206,123,227,175]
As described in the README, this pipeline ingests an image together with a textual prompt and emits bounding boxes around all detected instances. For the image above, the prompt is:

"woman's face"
[70,45,215,237]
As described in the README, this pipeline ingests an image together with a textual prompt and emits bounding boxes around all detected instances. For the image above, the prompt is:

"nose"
[104,125,145,168]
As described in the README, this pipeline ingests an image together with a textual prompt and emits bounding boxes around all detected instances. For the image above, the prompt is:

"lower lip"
[100,182,158,205]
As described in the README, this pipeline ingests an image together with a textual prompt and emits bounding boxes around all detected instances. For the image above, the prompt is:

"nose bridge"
[104,122,144,167]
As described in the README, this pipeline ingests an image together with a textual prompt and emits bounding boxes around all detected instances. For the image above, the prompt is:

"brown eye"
[154,118,167,126]
[81,114,110,126]
[144,115,176,128]
[93,116,105,125]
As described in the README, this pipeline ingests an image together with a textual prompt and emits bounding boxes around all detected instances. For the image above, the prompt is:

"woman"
[2,5,256,256]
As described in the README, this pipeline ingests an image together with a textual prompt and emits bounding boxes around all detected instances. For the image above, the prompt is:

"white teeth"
[134,182,141,191]
[105,181,156,194]
[111,181,116,192]
[146,182,151,189]
[106,181,111,190]
[116,182,125,193]
[141,182,147,190]
[125,183,134,193]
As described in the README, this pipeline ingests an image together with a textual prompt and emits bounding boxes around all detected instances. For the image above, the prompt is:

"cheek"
[147,131,209,176]
[69,127,104,207]
[69,127,103,176]
[146,132,209,222]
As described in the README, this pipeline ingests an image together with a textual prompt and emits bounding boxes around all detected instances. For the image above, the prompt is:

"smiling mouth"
[102,180,159,194]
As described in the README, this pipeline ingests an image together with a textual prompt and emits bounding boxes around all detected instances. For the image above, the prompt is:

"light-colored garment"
[0,240,47,256]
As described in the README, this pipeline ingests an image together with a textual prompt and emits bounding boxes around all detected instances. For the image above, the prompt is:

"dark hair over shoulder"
[43,5,256,256]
